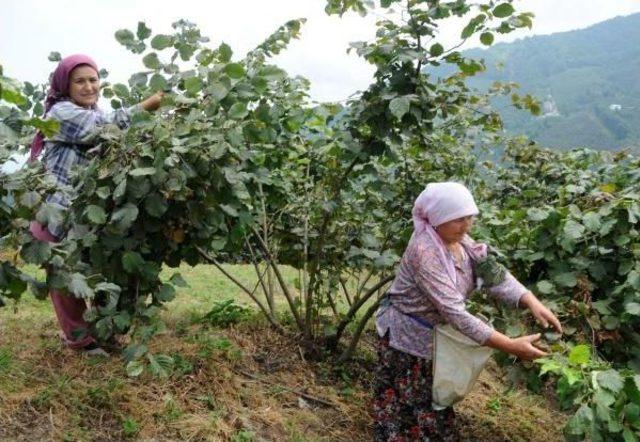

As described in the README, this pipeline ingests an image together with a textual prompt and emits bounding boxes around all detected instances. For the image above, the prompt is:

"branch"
[250,227,305,332]
[333,274,394,344]
[195,246,282,332]
[234,369,337,408]
[339,277,353,307]
[245,238,272,311]
[337,297,382,364]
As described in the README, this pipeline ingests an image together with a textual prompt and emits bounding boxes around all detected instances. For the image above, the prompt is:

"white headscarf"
[412,182,479,230]
[411,182,484,282]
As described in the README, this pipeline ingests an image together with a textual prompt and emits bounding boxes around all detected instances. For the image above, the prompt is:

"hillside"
[454,13,640,151]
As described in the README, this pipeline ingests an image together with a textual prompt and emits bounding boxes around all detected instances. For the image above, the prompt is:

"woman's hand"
[486,330,548,361]
[506,333,548,360]
[140,91,164,112]
[520,291,562,333]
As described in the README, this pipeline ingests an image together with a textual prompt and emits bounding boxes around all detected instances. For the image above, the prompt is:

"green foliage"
[199,299,251,327]
[537,345,640,440]
[473,140,640,439]
[1,2,535,371]
[478,142,640,364]
[121,417,140,437]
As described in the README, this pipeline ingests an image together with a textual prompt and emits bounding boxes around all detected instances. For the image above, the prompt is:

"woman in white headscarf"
[372,182,561,441]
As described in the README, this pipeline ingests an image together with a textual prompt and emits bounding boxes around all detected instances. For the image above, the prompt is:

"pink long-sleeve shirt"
[375,231,528,360]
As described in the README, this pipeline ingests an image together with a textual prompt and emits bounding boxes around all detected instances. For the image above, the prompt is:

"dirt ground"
[0,306,566,441]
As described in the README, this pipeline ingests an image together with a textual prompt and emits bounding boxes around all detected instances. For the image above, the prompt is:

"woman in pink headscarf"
[372,182,561,441]
[29,54,164,356]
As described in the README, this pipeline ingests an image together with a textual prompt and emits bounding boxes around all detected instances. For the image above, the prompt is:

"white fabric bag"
[432,323,493,409]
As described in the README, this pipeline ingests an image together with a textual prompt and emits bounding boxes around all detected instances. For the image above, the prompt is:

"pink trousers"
[29,221,94,349]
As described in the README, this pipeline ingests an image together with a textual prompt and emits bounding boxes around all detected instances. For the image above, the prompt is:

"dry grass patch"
[0,264,568,441]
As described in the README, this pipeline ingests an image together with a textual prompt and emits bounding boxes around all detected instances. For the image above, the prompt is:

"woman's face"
[68,65,99,108]
[436,215,475,244]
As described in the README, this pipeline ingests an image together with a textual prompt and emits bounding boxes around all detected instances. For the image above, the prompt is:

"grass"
[0,263,568,441]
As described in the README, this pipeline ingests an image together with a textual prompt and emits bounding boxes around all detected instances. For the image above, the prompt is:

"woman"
[373,182,562,441]
[29,54,164,356]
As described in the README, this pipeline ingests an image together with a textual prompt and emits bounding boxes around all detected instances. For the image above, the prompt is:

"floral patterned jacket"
[375,231,528,360]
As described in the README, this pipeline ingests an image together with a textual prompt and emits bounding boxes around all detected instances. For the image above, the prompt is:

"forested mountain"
[456,12,640,151]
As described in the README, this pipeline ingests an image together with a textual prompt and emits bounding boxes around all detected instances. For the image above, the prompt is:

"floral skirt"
[372,333,458,442]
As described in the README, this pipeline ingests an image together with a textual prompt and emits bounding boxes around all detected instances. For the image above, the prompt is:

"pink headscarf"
[412,182,485,282]
[29,54,99,162]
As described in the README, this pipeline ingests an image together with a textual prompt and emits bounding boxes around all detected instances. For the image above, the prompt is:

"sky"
[2,0,640,104]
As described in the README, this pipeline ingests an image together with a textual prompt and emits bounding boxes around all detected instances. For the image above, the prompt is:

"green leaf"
[126,360,144,377]
[568,344,590,365]
[129,167,156,177]
[228,102,249,119]
[144,193,167,217]
[48,51,62,62]
[563,220,585,240]
[112,83,130,98]
[220,204,238,217]
[625,302,640,316]
[113,312,132,332]
[69,273,94,299]
[583,212,601,232]
[129,72,147,87]
[480,32,494,46]
[536,280,554,295]
[95,282,121,295]
[149,74,168,91]
[19,191,41,209]
[96,186,111,200]
[207,81,229,101]
[25,118,60,137]
[461,22,477,39]
[86,205,107,225]
[95,317,113,339]
[136,22,152,40]
[122,251,144,273]
[622,428,638,442]
[155,284,176,302]
[527,208,549,221]
[218,42,233,62]
[111,203,139,231]
[565,404,593,436]
[35,203,64,228]
[259,65,286,81]
[151,34,174,50]
[429,43,444,57]
[562,367,581,385]
[624,403,640,427]
[113,179,127,202]
[20,241,51,265]
[1,87,27,107]
[597,369,624,393]
[493,3,515,18]
[224,63,245,79]
[123,344,148,362]
[142,52,161,70]
[115,29,135,45]
[169,273,188,287]
[553,272,577,288]
[184,76,203,95]
[147,353,173,378]
[389,96,410,120]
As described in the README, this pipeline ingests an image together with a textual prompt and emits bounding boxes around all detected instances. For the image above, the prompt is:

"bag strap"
[407,313,433,329]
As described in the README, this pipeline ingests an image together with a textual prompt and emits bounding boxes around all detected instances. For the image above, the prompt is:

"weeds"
[121,417,140,437]
[0,347,11,373]
[199,299,251,327]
